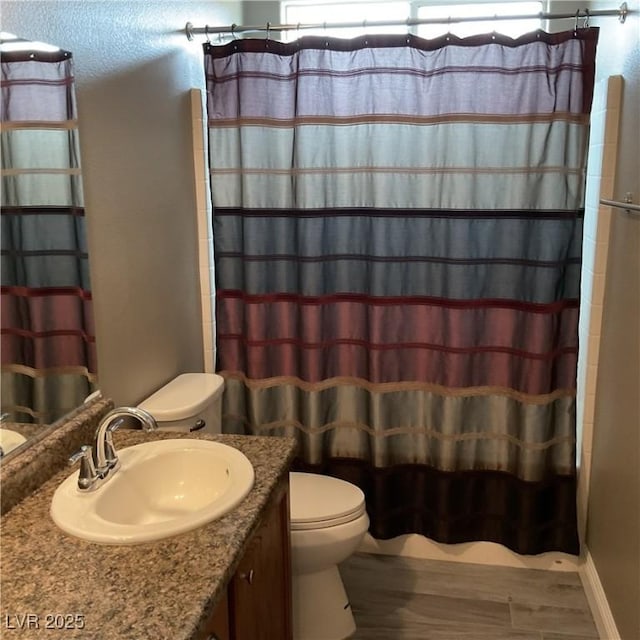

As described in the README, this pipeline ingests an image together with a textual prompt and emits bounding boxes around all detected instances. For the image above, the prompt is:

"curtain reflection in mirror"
[1,45,97,425]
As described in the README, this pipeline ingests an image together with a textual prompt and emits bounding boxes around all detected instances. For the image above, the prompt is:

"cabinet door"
[229,483,292,640]
[197,590,230,640]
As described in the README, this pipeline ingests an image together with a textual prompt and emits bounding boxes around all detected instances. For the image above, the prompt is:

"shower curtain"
[204,28,598,555]
[1,50,96,424]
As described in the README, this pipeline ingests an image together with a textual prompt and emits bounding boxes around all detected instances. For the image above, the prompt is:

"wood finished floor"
[340,553,599,640]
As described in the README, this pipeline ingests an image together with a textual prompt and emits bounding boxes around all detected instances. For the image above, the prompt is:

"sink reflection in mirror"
[0,34,97,456]
[50,439,254,544]
[0,428,27,458]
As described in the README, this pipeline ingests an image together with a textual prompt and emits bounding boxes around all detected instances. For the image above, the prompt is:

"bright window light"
[416,2,544,38]
[280,1,544,40]
[0,31,60,52]
[282,1,411,40]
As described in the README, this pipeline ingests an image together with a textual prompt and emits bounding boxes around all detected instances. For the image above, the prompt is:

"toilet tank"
[138,373,225,434]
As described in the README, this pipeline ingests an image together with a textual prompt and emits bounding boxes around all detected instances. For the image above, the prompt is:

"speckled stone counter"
[0,398,114,515]
[1,430,297,639]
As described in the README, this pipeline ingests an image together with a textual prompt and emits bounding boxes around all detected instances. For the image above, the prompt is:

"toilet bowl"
[290,472,369,640]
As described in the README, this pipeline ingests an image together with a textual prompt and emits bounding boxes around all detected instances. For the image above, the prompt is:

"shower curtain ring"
[583,9,590,28]
[266,22,271,40]
[231,23,237,40]
[574,10,580,33]
[204,25,211,44]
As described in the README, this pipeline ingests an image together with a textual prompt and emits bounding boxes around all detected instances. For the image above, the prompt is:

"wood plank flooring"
[340,553,599,640]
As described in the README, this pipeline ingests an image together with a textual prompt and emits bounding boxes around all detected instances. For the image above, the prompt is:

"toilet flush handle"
[190,420,206,432]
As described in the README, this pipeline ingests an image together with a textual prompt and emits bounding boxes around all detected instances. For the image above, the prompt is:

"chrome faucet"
[70,406,158,492]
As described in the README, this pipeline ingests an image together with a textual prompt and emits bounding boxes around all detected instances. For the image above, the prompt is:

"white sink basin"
[0,429,27,455]
[50,439,254,544]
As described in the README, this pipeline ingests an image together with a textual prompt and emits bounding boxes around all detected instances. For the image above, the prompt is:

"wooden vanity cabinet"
[199,591,231,640]
[197,478,292,640]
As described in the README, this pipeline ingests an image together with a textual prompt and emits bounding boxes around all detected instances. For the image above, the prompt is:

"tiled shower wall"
[577,75,623,537]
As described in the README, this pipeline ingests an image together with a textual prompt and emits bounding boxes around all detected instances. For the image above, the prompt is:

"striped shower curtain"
[204,28,598,554]
[1,50,96,424]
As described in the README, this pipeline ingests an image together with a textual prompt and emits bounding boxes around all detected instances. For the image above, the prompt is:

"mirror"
[1,33,97,460]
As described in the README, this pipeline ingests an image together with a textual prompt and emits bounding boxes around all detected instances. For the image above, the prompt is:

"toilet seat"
[290,472,366,531]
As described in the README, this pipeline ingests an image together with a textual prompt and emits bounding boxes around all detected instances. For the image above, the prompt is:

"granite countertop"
[1,430,297,639]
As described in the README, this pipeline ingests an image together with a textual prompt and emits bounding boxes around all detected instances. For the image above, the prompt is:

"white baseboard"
[358,533,579,572]
[579,547,620,640]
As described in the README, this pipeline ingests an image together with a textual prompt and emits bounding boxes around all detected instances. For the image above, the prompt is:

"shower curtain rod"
[185,2,628,39]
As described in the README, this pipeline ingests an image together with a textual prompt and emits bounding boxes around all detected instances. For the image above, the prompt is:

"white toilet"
[138,373,224,434]
[139,374,369,640]
[290,472,369,640]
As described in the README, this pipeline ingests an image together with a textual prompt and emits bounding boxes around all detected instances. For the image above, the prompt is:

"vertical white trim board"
[579,547,621,640]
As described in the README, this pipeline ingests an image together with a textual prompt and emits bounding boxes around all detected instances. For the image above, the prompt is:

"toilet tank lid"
[138,373,224,421]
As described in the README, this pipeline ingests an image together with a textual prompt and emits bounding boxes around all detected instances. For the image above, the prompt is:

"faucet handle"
[103,432,121,472]
[97,416,125,472]
[69,445,98,491]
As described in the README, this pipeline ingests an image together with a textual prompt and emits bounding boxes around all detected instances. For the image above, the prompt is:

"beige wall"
[2,1,243,406]
[586,3,640,639]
